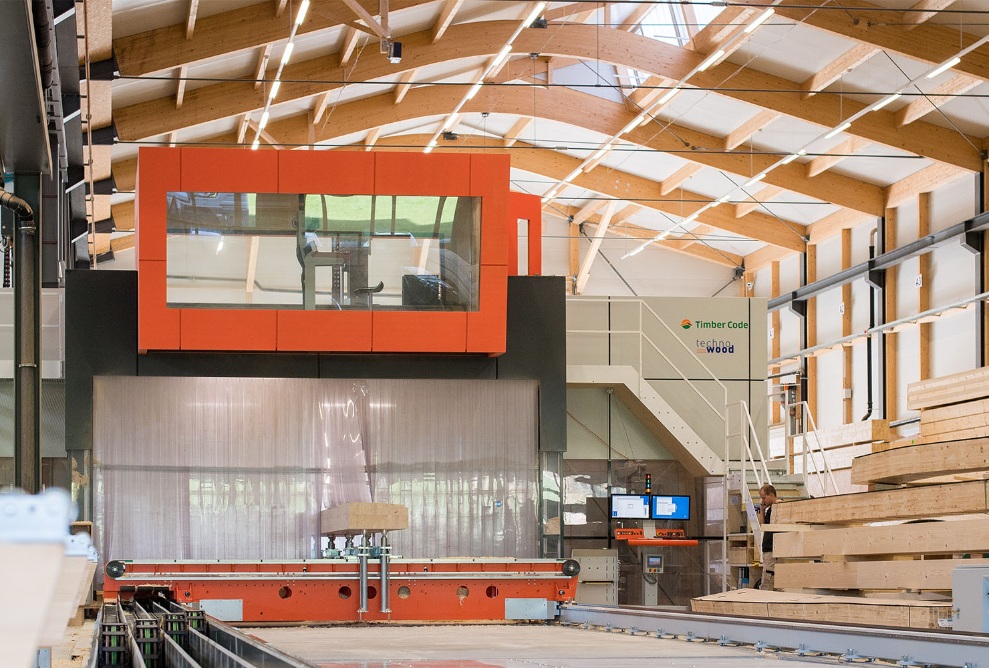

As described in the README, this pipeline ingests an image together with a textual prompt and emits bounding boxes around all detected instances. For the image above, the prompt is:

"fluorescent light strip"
[564,169,581,182]
[423,139,437,154]
[870,92,901,111]
[780,150,806,165]
[658,86,681,105]
[523,1,547,27]
[251,138,260,150]
[269,80,281,100]
[259,111,270,129]
[492,45,512,68]
[465,82,482,100]
[744,173,766,188]
[697,49,725,72]
[295,0,310,25]
[442,114,459,132]
[620,118,640,135]
[824,122,852,139]
[281,43,294,66]
[744,8,774,33]
[927,56,961,79]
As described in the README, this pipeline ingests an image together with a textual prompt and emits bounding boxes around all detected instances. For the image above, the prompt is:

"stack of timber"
[789,419,890,495]
[693,426,989,628]
[906,366,989,444]
[691,589,948,629]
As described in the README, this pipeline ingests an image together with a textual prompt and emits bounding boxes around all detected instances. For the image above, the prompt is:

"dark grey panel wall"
[65,271,567,452]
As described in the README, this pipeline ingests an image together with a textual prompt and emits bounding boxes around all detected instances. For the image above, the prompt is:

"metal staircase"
[565,297,730,477]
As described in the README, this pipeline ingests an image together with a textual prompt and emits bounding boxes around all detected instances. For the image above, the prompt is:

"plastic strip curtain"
[94,376,538,567]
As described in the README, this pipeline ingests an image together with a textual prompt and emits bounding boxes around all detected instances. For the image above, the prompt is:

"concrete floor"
[245,624,839,667]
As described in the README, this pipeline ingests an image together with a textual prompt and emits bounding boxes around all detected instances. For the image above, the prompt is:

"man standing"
[758,484,778,590]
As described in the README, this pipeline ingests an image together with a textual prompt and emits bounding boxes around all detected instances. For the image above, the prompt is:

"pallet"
[690,589,949,629]
[907,366,989,411]
[775,557,989,591]
[773,480,989,525]
[850,438,989,486]
[774,517,989,559]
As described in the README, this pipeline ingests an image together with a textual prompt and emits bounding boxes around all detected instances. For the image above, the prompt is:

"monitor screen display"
[651,495,690,520]
[610,494,651,519]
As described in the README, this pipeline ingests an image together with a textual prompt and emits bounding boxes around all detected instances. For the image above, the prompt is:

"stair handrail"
[722,400,772,591]
[566,297,728,426]
[787,401,840,497]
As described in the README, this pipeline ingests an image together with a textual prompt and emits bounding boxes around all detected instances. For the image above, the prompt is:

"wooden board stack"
[692,369,989,628]
[790,419,890,495]
[907,366,989,444]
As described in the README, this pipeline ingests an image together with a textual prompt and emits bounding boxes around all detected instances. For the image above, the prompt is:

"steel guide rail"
[96,598,318,668]
[559,604,989,668]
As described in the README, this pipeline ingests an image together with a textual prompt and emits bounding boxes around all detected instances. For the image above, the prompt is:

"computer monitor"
[651,495,690,520]
[609,494,651,519]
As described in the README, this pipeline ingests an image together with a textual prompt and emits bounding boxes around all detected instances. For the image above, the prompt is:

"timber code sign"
[681,318,749,355]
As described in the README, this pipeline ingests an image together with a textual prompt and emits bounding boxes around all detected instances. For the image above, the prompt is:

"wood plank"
[773,480,988,524]
[773,517,989,558]
[775,557,989,591]
[907,366,989,410]
[320,503,409,534]
[851,437,989,485]
[690,589,948,629]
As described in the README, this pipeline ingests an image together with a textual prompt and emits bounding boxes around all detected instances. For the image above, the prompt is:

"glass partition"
[165,192,481,311]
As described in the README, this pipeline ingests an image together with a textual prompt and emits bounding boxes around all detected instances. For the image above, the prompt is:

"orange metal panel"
[472,155,510,266]
[279,151,375,194]
[136,147,181,262]
[180,309,277,351]
[509,191,542,276]
[137,260,181,352]
[372,311,467,352]
[375,153,470,195]
[181,147,279,193]
[276,310,372,352]
[467,265,507,354]
[104,559,577,623]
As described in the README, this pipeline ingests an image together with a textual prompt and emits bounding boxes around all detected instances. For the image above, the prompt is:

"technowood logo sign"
[684,318,749,354]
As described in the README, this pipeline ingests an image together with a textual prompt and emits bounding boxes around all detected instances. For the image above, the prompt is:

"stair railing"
[722,400,774,592]
[785,400,840,497]
[566,296,728,434]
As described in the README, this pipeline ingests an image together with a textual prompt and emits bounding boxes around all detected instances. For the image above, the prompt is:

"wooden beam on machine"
[175,65,188,109]
[659,163,703,196]
[394,69,417,104]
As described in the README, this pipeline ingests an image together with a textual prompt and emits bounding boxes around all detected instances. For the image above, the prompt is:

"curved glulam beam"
[113,0,438,76]
[267,84,881,218]
[734,0,989,83]
[321,133,807,251]
[113,83,881,219]
[114,20,983,175]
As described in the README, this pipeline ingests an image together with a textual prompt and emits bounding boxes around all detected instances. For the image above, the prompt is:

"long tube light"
[259,111,270,129]
[744,8,775,33]
[927,56,961,79]
[697,49,725,72]
[281,42,294,66]
[824,122,851,139]
[564,169,581,182]
[295,0,310,25]
[465,82,482,100]
[869,92,901,111]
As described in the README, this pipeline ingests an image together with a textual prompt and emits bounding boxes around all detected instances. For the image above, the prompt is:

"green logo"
[681,319,692,329]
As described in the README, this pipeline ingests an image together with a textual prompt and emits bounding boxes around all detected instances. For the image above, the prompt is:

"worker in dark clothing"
[758,483,778,590]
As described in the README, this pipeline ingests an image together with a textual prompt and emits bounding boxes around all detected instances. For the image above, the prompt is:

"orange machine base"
[103,558,578,623]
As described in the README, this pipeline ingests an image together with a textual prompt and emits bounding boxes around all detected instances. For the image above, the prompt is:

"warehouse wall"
[752,173,984,442]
